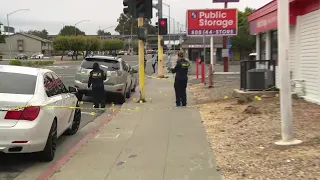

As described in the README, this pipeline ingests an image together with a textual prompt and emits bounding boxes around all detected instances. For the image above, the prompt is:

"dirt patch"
[190,84,320,180]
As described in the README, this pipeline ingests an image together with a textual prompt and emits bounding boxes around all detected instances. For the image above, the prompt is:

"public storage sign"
[186,8,238,36]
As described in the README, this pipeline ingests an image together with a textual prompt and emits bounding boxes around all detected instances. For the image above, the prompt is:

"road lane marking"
[95,133,120,138]
[81,112,95,115]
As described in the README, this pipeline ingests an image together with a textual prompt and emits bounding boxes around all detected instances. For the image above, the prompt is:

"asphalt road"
[0,55,155,180]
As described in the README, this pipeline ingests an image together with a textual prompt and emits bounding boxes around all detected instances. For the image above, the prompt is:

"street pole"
[157,0,164,78]
[138,17,146,102]
[210,36,214,65]
[173,20,176,52]
[275,0,302,146]
[6,14,11,60]
[75,20,90,36]
[168,4,171,53]
[203,33,206,64]
[129,21,133,53]
[99,26,101,40]
[6,9,29,60]
[222,2,229,72]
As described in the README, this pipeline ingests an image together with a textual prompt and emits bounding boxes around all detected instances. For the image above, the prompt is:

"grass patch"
[10,59,54,67]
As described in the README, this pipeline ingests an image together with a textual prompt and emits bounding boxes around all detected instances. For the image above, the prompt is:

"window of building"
[259,33,266,60]
[17,40,23,45]
[271,30,278,64]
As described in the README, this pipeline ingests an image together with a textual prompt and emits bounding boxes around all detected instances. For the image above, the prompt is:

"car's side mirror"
[131,68,138,73]
[68,86,78,93]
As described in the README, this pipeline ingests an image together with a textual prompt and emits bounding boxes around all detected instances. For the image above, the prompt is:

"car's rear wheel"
[131,82,137,92]
[76,92,83,101]
[117,84,127,104]
[38,119,57,162]
[126,83,132,99]
[65,106,81,135]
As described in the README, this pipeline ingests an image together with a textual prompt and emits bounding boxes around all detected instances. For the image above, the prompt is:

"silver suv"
[74,55,138,104]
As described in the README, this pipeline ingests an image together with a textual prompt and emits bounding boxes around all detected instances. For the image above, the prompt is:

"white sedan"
[31,52,44,59]
[0,65,81,162]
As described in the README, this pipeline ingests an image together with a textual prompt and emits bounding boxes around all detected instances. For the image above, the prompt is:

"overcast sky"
[0,0,272,35]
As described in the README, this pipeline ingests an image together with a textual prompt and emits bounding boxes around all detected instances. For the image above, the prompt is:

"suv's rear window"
[81,58,120,70]
[0,72,37,94]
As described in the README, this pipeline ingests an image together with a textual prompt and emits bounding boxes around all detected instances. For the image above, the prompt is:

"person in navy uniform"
[171,51,190,107]
[88,62,107,112]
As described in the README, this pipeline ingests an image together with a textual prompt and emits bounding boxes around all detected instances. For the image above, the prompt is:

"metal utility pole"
[275,0,302,146]
[203,33,206,64]
[6,8,29,60]
[163,3,171,53]
[75,20,90,36]
[138,17,146,101]
[222,2,229,72]
[129,20,133,53]
[157,0,165,78]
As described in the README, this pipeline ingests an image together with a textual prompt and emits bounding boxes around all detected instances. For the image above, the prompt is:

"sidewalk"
[47,76,220,180]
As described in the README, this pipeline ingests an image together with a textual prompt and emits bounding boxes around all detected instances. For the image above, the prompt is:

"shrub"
[21,60,55,67]
[9,59,22,66]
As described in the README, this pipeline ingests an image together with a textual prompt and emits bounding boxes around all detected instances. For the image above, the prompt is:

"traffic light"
[136,0,153,18]
[123,0,136,16]
[158,18,168,35]
[155,22,158,33]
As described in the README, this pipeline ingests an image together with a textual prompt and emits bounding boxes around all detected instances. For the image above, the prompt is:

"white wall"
[275,26,296,88]
[297,9,320,104]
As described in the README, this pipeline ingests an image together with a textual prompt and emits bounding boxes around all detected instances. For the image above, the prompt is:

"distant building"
[0,23,15,35]
[181,37,223,63]
[248,0,320,104]
[0,33,51,58]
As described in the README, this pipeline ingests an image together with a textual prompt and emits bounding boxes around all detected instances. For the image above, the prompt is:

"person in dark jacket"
[152,54,158,73]
[171,51,190,107]
[88,62,107,112]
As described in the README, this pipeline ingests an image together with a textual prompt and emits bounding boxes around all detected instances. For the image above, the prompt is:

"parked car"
[15,54,28,60]
[68,51,83,57]
[74,55,138,103]
[118,50,128,55]
[31,52,44,59]
[0,65,81,162]
[67,51,74,57]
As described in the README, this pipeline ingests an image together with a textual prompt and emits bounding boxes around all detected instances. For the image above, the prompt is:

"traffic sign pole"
[138,17,146,102]
[157,0,165,78]
[223,2,229,72]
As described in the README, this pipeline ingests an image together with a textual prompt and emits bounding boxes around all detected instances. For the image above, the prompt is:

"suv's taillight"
[5,106,40,121]
[107,71,122,76]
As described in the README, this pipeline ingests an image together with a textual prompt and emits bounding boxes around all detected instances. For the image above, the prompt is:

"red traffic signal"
[158,18,168,35]
[160,20,166,26]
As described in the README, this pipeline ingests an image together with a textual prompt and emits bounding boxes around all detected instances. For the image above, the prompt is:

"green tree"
[59,25,85,36]
[115,13,156,35]
[85,37,101,56]
[101,39,124,55]
[131,40,138,53]
[0,31,5,44]
[97,30,111,36]
[24,29,49,39]
[69,36,87,59]
[52,36,71,60]
[230,7,256,53]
